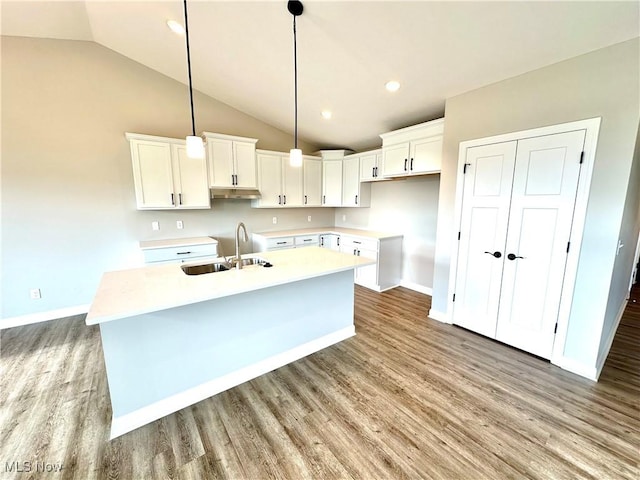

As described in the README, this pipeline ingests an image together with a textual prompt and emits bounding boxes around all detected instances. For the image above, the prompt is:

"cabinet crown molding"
[125,132,185,144]
[201,132,258,144]
[379,118,444,145]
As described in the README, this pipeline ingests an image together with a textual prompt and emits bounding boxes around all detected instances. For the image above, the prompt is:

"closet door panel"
[452,141,517,337]
[496,130,586,359]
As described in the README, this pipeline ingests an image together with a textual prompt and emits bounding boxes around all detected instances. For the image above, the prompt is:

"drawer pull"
[177,251,193,255]
[303,239,312,242]
[276,241,287,245]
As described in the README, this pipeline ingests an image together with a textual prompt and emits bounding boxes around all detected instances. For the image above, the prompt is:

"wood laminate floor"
[1,286,638,479]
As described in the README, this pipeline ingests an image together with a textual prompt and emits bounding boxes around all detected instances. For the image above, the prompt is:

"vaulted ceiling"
[2,1,639,151]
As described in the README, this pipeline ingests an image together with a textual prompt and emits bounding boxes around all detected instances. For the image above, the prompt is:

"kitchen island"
[86,247,373,439]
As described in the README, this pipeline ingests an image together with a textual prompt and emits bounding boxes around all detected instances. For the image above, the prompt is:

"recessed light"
[321,110,332,120]
[167,20,185,35]
[385,80,400,92]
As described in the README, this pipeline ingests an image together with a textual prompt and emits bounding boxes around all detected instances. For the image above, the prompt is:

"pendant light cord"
[293,15,298,150]
[184,0,196,137]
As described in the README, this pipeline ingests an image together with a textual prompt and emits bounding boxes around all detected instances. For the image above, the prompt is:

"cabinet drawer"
[295,235,319,246]
[143,243,218,263]
[266,237,295,249]
[340,236,378,252]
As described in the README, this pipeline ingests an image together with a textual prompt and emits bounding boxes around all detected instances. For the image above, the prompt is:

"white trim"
[595,298,627,380]
[110,326,355,439]
[428,309,450,324]
[1,304,89,329]
[551,356,598,381]
[400,280,432,296]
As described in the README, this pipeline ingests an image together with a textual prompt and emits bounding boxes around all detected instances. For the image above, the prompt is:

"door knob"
[507,253,525,260]
[484,251,502,258]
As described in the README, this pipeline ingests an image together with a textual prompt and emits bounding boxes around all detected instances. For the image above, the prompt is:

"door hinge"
[566,241,571,253]
[554,323,558,334]
[458,231,461,241]
[463,163,471,174]
[452,293,456,302]
[579,151,584,164]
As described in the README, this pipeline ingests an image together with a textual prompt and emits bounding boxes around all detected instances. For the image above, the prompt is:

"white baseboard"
[399,280,432,296]
[0,304,90,329]
[110,326,355,439]
[428,308,450,324]
[551,356,598,381]
[595,298,627,380]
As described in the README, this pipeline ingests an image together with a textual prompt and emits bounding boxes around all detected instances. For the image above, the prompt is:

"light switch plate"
[152,221,160,231]
[177,220,184,229]
[272,217,277,224]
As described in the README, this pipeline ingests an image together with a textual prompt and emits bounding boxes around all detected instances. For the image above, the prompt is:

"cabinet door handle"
[374,166,378,177]
[404,159,408,171]
[305,195,308,205]
[484,251,502,258]
[176,251,192,255]
[353,249,357,255]
[337,237,340,246]
[372,167,375,177]
[171,193,175,206]
[320,237,324,246]
[283,195,286,205]
[507,253,525,261]
[410,158,414,170]
[323,195,326,204]
[355,195,358,205]
[178,193,183,205]
[278,195,282,205]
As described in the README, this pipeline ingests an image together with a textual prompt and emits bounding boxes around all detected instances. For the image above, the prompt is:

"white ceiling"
[2,1,639,151]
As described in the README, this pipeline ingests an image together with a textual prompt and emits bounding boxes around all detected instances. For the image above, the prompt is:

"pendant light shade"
[187,135,205,159]
[288,1,303,167]
[289,148,303,167]
[183,0,204,159]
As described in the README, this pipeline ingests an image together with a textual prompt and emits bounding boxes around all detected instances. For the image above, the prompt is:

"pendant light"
[183,0,205,159]
[288,0,304,167]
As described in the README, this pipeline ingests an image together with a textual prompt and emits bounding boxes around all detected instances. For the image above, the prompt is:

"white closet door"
[452,141,517,337]
[496,130,586,359]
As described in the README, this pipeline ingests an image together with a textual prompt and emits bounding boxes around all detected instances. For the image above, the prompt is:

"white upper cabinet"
[127,133,209,210]
[380,118,444,177]
[202,132,258,189]
[359,149,385,182]
[303,156,322,207]
[254,150,304,207]
[342,154,371,207]
[322,160,343,206]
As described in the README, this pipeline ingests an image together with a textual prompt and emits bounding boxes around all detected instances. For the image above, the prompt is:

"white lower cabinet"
[140,237,219,264]
[339,235,402,291]
[319,234,340,251]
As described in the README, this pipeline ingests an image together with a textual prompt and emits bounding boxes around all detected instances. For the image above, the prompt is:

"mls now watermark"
[5,461,64,473]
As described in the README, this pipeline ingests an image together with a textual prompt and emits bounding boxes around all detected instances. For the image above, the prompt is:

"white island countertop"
[86,246,373,325]
[253,227,402,239]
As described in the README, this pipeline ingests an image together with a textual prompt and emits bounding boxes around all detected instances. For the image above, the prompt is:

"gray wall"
[335,176,439,291]
[432,38,640,371]
[1,36,330,321]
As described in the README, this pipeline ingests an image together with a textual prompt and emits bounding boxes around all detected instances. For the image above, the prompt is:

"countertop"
[86,247,373,325]
[139,236,218,250]
[253,227,402,240]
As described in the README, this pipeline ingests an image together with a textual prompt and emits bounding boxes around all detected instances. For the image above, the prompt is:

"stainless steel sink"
[233,257,268,267]
[181,262,230,275]
[181,257,271,275]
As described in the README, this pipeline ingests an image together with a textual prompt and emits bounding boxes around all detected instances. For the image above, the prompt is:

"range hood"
[210,188,261,200]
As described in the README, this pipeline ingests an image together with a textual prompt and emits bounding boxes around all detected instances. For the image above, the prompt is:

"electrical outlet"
[272,216,278,225]
[342,214,346,222]
[307,215,312,222]
[177,220,184,229]
[152,221,160,231]
[30,288,41,299]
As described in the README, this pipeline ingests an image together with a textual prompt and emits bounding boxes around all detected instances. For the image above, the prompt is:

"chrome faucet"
[234,222,249,269]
